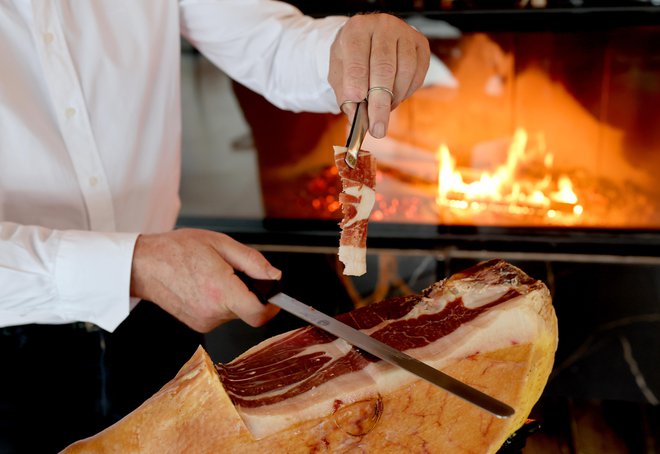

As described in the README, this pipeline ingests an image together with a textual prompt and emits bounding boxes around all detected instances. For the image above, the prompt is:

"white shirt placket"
[30,1,117,232]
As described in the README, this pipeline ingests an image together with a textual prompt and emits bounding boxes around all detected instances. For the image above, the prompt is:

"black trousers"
[0,302,203,454]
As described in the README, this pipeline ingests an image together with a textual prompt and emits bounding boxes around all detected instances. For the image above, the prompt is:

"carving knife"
[236,272,515,419]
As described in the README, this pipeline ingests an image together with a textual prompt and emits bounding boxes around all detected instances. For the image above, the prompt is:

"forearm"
[0,222,138,331]
[180,0,347,113]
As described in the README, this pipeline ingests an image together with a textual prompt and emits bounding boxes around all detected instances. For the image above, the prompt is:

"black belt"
[1,321,101,338]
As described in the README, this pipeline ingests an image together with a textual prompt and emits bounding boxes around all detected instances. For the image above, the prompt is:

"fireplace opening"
[240,27,660,234]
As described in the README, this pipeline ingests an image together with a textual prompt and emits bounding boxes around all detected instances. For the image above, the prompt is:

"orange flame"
[436,128,583,218]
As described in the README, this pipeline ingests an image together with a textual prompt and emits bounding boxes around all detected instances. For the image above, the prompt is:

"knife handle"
[235,271,282,303]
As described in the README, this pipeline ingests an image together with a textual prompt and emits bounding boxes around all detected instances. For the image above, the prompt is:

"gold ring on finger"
[367,86,394,100]
[340,100,361,114]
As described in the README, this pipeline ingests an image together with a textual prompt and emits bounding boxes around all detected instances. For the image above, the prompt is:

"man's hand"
[328,13,430,139]
[130,228,281,333]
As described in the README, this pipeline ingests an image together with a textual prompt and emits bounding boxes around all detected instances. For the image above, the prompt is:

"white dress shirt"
[0,0,346,331]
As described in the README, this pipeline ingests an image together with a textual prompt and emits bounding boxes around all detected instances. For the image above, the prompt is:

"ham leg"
[63,259,558,454]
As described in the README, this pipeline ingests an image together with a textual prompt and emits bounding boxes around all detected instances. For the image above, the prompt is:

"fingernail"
[372,122,385,138]
[268,267,282,280]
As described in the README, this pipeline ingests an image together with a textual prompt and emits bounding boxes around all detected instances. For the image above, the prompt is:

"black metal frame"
[177,216,660,260]
[287,1,660,29]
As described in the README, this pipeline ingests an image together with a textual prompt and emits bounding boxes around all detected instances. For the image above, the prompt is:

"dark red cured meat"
[334,147,377,275]
[334,151,377,188]
[217,259,540,409]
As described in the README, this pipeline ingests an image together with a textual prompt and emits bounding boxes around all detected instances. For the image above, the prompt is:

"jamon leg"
[63,260,558,454]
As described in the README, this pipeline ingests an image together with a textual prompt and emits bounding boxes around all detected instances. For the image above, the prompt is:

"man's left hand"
[328,13,430,139]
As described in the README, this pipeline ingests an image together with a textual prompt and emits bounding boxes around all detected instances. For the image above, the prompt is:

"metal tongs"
[344,99,369,169]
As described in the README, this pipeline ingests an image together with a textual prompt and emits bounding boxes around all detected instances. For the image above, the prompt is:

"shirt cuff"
[55,230,139,332]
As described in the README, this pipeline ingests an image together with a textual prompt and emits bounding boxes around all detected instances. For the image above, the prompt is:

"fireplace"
[217,8,660,261]
[178,3,660,451]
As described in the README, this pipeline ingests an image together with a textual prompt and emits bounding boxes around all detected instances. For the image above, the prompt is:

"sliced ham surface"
[218,258,552,439]
[333,145,377,276]
[62,259,558,454]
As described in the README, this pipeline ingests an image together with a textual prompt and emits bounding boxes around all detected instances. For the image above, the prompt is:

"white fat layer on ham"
[338,245,366,276]
[341,185,375,228]
[433,281,516,309]
[233,286,548,439]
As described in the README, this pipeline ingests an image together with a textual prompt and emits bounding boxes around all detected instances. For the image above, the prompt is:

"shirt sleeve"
[0,222,138,332]
[179,0,347,113]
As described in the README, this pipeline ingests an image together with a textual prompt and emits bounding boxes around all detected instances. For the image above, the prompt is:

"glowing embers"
[436,128,584,223]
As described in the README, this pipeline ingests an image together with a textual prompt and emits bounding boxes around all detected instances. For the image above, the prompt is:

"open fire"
[261,123,658,229]
[435,128,583,224]
[257,31,660,231]
[260,121,658,230]
[365,126,658,228]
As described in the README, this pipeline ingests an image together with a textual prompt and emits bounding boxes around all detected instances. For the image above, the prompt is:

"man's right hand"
[130,228,281,333]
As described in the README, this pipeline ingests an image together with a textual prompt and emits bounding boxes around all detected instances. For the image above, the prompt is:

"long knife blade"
[267,292,515,419]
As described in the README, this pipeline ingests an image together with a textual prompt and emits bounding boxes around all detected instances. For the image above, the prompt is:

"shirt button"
[65,107,76,118]
[89,176,99,187]
[43,32,54,44]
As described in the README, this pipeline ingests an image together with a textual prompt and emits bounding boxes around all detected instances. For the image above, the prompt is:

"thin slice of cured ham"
[62,259,558,454]
[333,145,377,276]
